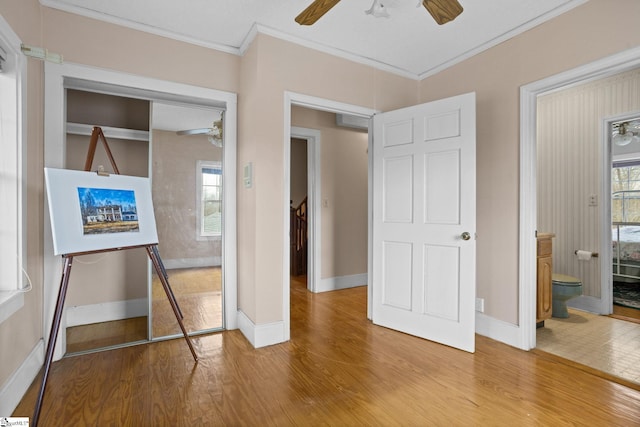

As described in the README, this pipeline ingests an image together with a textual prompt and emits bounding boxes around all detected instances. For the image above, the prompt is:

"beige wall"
[419,0,640,324]
[291,107,368,279]
[41,9,241,91]
[537,68,640,299]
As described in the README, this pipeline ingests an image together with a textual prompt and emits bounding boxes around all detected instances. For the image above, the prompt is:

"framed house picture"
[44,167,159,255]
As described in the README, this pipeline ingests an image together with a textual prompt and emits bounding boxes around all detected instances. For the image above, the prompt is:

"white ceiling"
[152,102,222,132]
[41,0,587,79]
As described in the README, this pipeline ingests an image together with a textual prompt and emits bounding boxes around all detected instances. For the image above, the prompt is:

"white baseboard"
[237,310,286,348]
[0,339,44,416]
[568,295,603,315]
[163,257,221,269]
[475,312,523,349]
[66,298,148,327]
[316,273,367,293]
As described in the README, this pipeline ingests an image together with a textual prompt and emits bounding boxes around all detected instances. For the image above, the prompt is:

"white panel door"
[372,92,476,352]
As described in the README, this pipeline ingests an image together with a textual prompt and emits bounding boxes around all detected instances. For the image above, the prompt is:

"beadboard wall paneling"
[537,68,640,298]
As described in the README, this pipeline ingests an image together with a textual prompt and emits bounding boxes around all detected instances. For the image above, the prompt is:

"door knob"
[461,232,471,241]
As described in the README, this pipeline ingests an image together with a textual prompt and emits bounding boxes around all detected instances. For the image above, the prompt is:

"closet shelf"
[66,122,149,142]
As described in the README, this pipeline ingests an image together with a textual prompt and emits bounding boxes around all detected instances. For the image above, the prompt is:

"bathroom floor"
[536,308,640,386]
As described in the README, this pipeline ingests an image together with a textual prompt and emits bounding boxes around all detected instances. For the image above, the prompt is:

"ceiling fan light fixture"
[365,0,390,18]
[627,120,640,133]
[208,134,223,148]
[614,132,634,147]
[613,123,636,147]
[208,120,223,147]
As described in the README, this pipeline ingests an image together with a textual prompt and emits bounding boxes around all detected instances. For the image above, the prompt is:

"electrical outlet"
[589,194,598,207]
[475,298,484,313]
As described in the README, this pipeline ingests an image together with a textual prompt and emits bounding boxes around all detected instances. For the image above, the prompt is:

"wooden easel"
[33,127,197,426]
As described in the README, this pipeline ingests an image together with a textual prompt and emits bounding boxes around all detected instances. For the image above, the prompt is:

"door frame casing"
[283,92,377,341]
[44,61,238,360]
[519,46,640,350]
[596,109,640,315]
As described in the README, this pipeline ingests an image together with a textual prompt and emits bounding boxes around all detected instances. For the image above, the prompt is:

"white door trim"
[290,126,321,293]
[519,46,640,351]
[44,61,238,360]
[600,110,640,315]
[284,91,377,341]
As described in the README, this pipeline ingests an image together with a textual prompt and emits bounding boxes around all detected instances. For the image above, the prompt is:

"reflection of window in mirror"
[197,160,222,238]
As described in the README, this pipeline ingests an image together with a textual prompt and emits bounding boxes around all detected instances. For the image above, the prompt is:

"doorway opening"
[289,109,369,297]
[610,115,640,322]
[283,92,375,342]
[520,46,640,386]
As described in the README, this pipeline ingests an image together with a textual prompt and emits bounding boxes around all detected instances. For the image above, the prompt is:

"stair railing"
[290,197,308,276]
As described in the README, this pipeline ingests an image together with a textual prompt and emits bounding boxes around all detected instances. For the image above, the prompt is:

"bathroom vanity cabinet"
[536,233,555,325]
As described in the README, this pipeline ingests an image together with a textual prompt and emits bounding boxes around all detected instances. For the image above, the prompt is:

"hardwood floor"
[152,267,223,337]
[66,317,147,354]
[612,304,640,323]
[15,278,640,425]
[65,267,223,354]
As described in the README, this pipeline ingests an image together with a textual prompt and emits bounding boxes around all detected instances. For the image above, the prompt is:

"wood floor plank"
[14,280,640,425]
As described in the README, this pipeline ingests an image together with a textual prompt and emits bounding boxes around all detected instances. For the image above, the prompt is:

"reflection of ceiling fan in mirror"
[612,119,640,147]
[295,0,463,26]
[176,117,223,147]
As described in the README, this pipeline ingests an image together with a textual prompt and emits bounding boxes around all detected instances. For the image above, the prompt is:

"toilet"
[551,273,583,318]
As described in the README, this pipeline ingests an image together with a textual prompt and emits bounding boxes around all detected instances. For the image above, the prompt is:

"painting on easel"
[45,167,158,256]
[77,187,140,235]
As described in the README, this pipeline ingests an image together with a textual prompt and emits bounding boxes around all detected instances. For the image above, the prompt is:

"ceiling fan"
[176,117,224,147]
[295,0,463,26]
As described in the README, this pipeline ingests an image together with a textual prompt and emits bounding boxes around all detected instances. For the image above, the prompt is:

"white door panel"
[372,92,476,353]
[425,149,460,224]
[383,156,413,223]
[382,241,413,310]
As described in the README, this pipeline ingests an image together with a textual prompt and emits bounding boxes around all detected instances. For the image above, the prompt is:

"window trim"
[0,14,27,323]
[196,160,222,240]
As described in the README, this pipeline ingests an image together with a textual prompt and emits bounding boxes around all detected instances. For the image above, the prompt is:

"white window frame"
[196,160,222,240]
[0,15,27,324]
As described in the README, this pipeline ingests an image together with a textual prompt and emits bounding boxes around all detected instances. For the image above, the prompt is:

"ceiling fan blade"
[295,0,341,25]
[422,0,463,25]
[176,128,211,136]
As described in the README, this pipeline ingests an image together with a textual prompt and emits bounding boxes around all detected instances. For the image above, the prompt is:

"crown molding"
[40,0,588,82]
